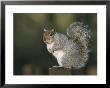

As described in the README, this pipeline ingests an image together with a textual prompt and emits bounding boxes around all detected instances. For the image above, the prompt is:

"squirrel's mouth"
[45,40,54,44]
[46,42,53,44]
[44,41,51,44]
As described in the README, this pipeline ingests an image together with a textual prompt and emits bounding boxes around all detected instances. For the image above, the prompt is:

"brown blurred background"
[14,13,97,75]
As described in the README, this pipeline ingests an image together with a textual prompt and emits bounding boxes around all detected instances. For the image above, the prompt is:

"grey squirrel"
[43,22,91,69]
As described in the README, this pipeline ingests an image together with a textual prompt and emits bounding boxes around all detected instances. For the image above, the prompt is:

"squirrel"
[43,22,91,69]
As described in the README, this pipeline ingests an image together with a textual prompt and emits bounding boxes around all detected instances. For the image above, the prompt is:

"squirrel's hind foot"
[52,65,72,69]
[52,65,63,68]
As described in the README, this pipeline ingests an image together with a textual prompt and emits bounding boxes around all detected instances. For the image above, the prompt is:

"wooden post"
[49,67,72,75]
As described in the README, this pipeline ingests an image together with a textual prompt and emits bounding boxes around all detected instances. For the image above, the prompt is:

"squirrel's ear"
[51,29,55,32]
[44,28,47,32]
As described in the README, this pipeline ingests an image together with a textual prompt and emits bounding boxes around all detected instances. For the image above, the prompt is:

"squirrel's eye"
[50,34,53,36]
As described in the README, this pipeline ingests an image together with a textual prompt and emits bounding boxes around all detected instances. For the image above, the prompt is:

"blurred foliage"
[14,13,97,75]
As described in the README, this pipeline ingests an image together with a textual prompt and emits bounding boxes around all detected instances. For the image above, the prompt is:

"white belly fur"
[53,50,64,59]
[53,50,64,65]
[47,42,64,65]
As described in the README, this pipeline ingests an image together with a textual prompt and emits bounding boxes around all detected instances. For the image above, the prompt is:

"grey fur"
[46,22,91,69]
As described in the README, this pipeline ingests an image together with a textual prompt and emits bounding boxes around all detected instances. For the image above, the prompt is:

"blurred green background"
[14,13,97,75]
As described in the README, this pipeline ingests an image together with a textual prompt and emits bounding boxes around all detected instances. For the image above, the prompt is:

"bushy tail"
[67,22,91,67]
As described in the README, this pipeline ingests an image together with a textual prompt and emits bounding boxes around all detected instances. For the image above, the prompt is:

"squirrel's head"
[43,29,56,44]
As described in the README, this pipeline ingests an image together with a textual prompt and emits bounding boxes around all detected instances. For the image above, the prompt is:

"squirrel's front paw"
[51,50,54,53]
[48,49,54,53]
